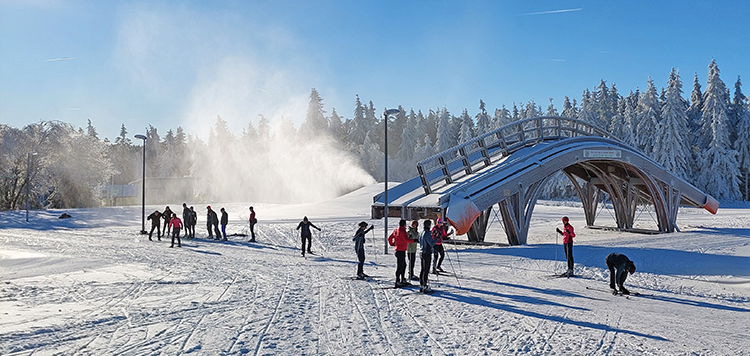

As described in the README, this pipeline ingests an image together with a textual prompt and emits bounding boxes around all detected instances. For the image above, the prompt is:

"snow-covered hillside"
[1,184,749,355]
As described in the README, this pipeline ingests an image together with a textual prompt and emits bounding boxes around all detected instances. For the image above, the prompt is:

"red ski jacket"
[562,224,575,244]
[169,217,183,230]
[388,226,414,251]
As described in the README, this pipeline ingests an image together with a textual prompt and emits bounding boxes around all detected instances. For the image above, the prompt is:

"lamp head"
[134,134,147,140]
[384,108,400,116]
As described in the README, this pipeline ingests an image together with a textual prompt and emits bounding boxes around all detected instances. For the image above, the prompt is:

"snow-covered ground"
[1,184,749,355]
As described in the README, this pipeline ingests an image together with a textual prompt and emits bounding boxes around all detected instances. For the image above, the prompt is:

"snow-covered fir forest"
[2,59,749,210]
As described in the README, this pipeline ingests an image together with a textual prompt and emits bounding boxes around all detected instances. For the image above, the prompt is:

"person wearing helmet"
[556,216,576,277]
[606,253,636,295]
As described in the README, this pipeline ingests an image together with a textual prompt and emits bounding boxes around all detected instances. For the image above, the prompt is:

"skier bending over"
[353,221,374,279]
[296,216,321,256]
[606,252,636,295]
[556,216,576,277]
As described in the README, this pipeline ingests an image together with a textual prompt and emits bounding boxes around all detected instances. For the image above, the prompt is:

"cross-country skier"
[431,219,452,273]
[220,207,228,241]
[147,210,162,241]
[407,220,420,281]
[388,219,415,288]
[188,206,197,238]
[182,203,191,237]
[207,206,220,239]
[296,216,321,256]
[162,206,173,237]
[556,216,576,277]
[353,221,374,279]
[605,252,636,295]
[420,219,438,293]
[168,213,183,248]
[248,206,257,242]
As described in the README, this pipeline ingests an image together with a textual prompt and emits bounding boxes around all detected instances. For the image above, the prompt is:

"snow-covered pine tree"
[594,80,615,130]
[652,68,692,180]
[734,91,750,200]
[610,98,626,139]
[257,115,271,140]
[475,100,492,136]
[492,105,512,130]
[413,133,434,163]
[435,108,453,153]
[730,76,746,144]
[546,98,558,116]
[86,119,98,139]
[300,88,327,137]
[687,73,704,145]
[696,59,741,200]
[415,110,426,145]
[347,95,369,146]
[561,96,576,119]
[578,89,599,126]
[328,108,345,143]
[458,108,474,143]
[620,91,638,147]
[396,109,419,163]
[636,78,661,155]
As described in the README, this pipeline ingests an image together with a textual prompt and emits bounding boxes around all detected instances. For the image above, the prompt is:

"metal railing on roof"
[415,116,614,195]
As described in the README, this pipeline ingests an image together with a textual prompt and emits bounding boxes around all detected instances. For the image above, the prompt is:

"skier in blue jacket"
[353,221,374,279]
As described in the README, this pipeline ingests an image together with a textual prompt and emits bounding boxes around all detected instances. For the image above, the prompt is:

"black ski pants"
[356,248,365,276]
[606,259,628,289]
[420,252,432,287]
[564,242,574,271]
[249,222,256,241]
[207,223,213,237]
[395,250,406,282]
[408,252,416,278]
[149,223,160,239]
[433,244,445,269]
[213,222,221,239]
[171,227,181,247]
[301,233,312,254]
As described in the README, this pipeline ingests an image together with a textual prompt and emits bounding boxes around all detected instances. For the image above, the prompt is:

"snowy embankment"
[1,184,749,355]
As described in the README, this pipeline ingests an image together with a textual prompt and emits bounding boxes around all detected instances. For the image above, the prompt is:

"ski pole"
[444,242,461,288]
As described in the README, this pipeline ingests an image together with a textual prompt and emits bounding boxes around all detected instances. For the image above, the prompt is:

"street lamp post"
[135,134,148,234]
[383,108,400,254]
[25,152,37,222]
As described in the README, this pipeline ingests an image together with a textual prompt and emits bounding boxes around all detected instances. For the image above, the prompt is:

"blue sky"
[1,0,748,141]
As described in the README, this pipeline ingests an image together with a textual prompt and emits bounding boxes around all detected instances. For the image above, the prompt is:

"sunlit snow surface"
[1,184,749,355]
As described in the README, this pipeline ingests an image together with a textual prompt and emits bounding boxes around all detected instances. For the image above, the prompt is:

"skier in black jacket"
[220,207,228,241]
[605,252,636,295]
[206,206,221,239]
[147,210,162,241]
[296,216,321,256]
[182,203,191,237]
[162,206,173,237]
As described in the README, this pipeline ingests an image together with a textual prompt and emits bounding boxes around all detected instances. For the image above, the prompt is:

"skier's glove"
[556,228,562,234]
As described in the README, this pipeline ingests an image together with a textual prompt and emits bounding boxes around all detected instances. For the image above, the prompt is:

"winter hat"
[562,216,569,222]
[359,221,368,228]
[207,205,211,209]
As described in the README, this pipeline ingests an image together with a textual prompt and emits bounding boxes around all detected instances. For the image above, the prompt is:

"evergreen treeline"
[2,60,748,210]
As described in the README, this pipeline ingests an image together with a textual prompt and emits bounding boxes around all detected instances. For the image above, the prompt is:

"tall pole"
[141,142,146,233]
[135,134,148,234]
[384,110,389,254]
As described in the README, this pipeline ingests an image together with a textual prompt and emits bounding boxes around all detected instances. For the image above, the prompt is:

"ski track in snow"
[1,198,750,355]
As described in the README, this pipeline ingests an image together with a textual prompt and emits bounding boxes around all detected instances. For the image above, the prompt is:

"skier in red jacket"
[388,219,416,287]
[556,216,576,276]
[168,213,183,248]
